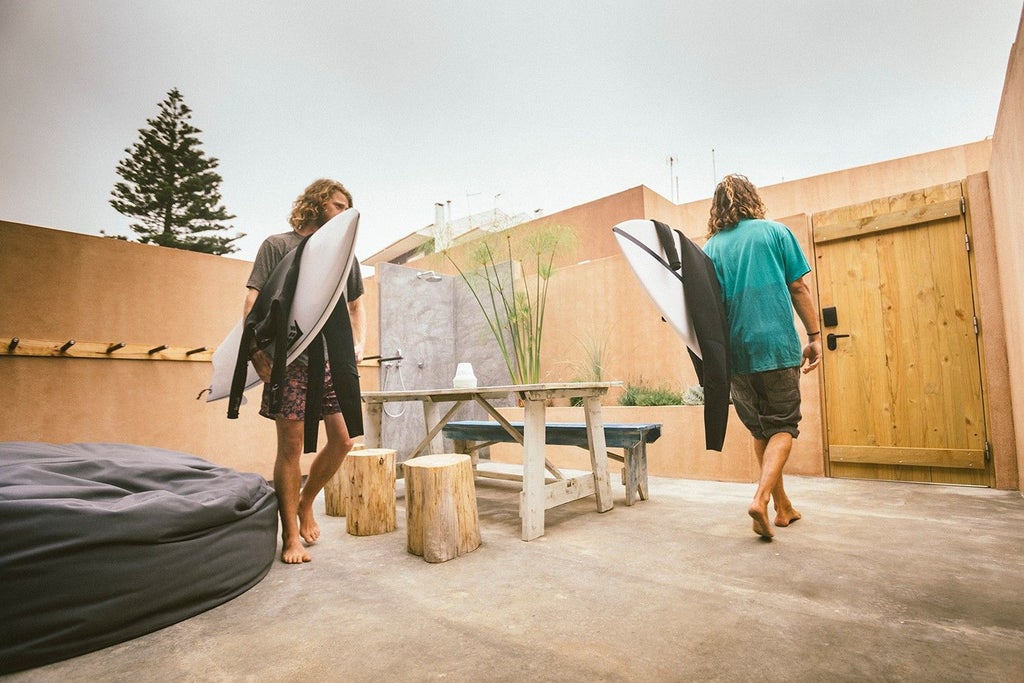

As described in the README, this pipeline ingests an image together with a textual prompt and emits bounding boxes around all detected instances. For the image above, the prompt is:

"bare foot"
[281,536,311,564]
[775,508,802,527]
[298,501,320,544]
[748,504,774,539]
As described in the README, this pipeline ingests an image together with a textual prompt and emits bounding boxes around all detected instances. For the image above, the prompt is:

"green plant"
[572,326,609,383]
[108,88,241,254]
[618,380,685,406]
[567,325,610,405]
[414,237,435,258]
[682,384,705,406]
[618,381,705,406]
[446,224,577,385]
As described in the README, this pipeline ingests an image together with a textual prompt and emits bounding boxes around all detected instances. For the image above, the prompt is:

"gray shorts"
[730,367,802,440]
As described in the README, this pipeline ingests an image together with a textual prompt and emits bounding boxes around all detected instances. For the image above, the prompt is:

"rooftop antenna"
[492,193,503,229]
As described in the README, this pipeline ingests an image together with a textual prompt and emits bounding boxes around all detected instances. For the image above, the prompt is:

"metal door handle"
[826,333,850,351]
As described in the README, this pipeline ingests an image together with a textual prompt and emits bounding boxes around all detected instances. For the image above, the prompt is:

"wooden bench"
[441,421,661,505]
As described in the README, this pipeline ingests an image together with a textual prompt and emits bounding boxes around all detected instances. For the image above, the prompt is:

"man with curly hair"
[703,174,821,539]
[244,179,365,563]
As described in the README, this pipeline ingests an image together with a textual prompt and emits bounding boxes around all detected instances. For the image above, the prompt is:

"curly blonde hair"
[288,179,353,231]
[707,174,766,236]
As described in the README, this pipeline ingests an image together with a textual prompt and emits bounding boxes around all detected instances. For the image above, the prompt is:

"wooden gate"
[812,182,990,485]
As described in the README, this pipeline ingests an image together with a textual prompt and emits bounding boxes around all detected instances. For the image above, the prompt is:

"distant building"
[363,206,538,268]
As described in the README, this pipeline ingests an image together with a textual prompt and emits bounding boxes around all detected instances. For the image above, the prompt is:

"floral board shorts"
[729,366,802,440]
[259,362,342,421]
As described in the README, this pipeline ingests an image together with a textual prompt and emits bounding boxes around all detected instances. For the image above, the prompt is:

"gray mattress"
[0,442,278,674]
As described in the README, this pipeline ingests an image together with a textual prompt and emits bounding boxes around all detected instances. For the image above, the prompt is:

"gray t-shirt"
[246,230,364,366]
[247,230,364,302]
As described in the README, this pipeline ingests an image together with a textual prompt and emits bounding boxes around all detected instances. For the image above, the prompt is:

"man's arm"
[243,287,272,382]
[348,296,366,362]
[243,287,259,317]
[788,276,822,373]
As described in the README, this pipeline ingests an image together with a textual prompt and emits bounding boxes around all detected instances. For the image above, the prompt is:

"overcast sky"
[2,1,1021,263]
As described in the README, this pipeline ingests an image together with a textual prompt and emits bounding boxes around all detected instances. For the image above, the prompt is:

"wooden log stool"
[324,443,364,517]
[344,448,397,536]
[403,453,481,563]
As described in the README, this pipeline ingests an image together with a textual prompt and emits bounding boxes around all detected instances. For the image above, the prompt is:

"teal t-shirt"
[703,219,810,375]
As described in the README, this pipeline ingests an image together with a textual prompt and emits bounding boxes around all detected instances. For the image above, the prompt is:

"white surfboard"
[205,208,360,402]
[612,218,702,359]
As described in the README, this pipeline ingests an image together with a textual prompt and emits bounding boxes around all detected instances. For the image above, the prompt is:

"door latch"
[826,333,850,351]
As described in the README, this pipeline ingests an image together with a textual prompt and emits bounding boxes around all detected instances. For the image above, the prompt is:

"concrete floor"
[7,473,1024,682]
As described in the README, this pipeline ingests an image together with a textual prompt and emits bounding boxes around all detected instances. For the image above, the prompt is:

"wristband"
[807,331,821,337]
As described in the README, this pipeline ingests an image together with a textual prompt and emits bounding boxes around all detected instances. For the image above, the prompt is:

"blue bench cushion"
[442,421,661,449]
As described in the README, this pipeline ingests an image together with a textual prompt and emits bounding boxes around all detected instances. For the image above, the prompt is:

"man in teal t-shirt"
[703,174,822,540]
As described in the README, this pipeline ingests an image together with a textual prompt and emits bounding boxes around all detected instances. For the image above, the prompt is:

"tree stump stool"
[345,448,397,536]
[403,453,481,563]
[324,443,364,517]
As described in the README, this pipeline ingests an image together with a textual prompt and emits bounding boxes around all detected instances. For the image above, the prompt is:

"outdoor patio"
[7,473,1023,682]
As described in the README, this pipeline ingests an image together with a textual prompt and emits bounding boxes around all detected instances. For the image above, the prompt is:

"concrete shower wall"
[376,262,514,461]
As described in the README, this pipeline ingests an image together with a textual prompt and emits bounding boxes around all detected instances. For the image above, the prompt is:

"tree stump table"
[403,453,481,563]
[344,448,396,536]
[324,443,364,517]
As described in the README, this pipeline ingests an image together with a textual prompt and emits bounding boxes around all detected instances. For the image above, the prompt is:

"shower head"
[416,270,443,283]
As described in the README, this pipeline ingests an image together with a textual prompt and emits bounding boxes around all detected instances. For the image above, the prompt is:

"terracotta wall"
[965,173,1019,489]
[4,9,1020,486]
[986,10,1024,491]
[385,143,998,481]
[498,212,822,480]
[0,222,279,476]
[414,187,648,274]
[671,141,992,240]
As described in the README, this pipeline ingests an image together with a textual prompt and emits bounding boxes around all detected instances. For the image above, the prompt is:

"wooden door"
[812,182,990,485]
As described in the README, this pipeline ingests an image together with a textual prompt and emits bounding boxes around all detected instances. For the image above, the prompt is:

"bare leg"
[748,433,795,539]
[274,419,310,563]
[752,437,801,528]
[296,412,354,545]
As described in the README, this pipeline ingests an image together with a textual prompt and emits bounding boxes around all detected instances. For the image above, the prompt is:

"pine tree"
[109,88,242,255]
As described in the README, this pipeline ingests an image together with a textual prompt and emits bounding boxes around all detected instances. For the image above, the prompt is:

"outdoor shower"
[416,270,442,282]
[378,348,406,417]
[373,263,453,432]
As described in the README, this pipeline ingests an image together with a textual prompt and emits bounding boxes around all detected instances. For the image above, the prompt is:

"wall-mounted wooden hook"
[7,338,19,352]
[106,342,126,353]
[59,340,76,353]
[148,344,168,354]
[186,346,207,356]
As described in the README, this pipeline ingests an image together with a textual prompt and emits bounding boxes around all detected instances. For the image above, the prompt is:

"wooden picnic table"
[361,382,622,541]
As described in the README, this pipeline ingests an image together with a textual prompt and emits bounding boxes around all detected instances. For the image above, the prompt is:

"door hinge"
[960,196,966,214]
[974,316,980,335]
[964,232,972,252]
[985,441,991,462]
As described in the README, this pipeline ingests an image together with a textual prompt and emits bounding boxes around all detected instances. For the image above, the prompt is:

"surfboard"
[205,208,360,402]
[612,218,702,358]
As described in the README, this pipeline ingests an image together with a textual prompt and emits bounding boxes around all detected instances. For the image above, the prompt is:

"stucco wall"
[4,9,1021,487]
[524,255,824,480]
[415,187,648,274]
[672,141,992,240]
[395,142,1002,482]
[987,10,1024,491]
[0,222,279,476]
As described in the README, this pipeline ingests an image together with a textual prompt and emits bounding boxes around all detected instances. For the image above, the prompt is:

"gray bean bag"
[0,442,278,674]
